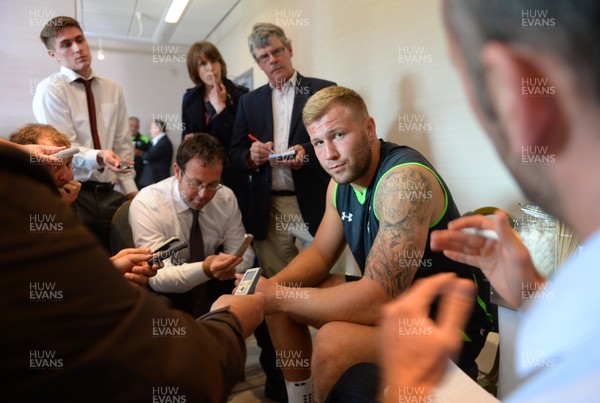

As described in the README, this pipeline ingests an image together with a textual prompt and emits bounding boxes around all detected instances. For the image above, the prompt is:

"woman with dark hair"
[182,41,249,220]
[182,41,248,151]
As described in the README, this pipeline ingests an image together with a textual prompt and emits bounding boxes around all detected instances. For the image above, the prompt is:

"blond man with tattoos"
[250,86,493,402]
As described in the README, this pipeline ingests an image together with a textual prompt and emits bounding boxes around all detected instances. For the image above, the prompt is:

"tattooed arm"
[364,165,445,298]
[260,165,445,327]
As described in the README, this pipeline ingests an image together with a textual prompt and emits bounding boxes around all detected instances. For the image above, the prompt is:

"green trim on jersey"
[352,186,368,205]
[473,273,495,324]
[372,162,449,228]
[333,182,338,210]
[333,181,368,206]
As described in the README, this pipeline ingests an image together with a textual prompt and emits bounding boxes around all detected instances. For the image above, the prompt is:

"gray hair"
[248,22,291,60]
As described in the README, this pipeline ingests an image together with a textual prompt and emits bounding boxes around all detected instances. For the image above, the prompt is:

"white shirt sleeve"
[129,188,210,293]
[32,76,101,171]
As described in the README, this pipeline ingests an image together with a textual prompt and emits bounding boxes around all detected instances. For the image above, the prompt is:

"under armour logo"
[341,212,353,222]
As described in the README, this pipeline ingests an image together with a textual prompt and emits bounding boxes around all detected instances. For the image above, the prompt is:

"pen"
[247,134,274,153]
[461,228,499,241]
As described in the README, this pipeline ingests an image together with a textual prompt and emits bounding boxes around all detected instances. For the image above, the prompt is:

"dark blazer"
[138,135,173,188]
[132,132,150,188]
[181,78,249,151]
[230,73,336,240]
[0,144,246,402]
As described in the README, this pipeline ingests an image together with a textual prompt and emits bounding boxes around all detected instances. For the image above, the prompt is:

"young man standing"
[33,16,136,252]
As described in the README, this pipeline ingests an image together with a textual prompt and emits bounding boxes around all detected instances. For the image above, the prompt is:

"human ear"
[481,42,566,157]
[364,116,377,141]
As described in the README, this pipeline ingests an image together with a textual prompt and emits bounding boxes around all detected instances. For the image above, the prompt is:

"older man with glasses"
[130,133,254,315]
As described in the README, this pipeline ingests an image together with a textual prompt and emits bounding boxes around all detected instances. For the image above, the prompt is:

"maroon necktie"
[189,209,208,316]
[75,77,101,150]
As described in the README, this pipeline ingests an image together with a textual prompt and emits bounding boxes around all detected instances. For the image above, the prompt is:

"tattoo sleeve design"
[365,167,432,297]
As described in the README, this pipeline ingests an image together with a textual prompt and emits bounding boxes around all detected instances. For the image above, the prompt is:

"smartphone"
[150,235,180,254]
[234,267,262,295]
[51,147,79,160]
[233,234,254,258]
[269,149,297,165]
[148,242,188,266]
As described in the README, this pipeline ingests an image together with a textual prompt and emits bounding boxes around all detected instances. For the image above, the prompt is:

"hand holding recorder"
[211,292,265,338]
[111,248,161,286]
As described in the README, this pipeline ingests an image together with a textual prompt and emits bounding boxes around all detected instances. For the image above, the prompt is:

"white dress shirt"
[270,70,297,191]
[504,229,600,402]
[129,176,254,293]
[33,66,136,194]
[151,132,167,146]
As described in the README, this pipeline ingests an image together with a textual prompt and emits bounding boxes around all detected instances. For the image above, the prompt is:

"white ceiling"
[78,0,239,48]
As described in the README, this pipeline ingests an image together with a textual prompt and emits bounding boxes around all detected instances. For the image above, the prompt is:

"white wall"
[0,0,190,149]
[209,0,525,215]
[0,0,524,215]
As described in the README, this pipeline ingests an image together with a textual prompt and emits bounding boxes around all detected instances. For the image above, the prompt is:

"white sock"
[285,377,314,403]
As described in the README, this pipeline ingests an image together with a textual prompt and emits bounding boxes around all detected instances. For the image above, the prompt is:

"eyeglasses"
[255,46,286,65]
[182,172,223,192]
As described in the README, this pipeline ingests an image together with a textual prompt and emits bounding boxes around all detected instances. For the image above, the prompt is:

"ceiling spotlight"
[165,0,190,23]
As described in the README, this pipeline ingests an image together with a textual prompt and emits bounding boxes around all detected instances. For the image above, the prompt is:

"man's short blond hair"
[303,86,369,127]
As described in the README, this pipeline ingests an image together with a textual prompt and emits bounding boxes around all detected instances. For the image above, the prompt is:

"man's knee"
[312,322,345,370]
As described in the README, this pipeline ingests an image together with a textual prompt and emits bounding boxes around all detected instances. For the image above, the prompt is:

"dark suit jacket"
[0,144,246,402]
[132,132,150,188]
[181,78,248,151]
[230,73,336,239]
[138,135,173,188]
